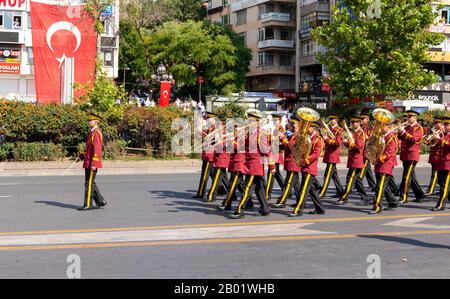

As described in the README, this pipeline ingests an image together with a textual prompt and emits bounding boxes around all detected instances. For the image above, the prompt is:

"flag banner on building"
[160,81,171,107]
[30,0,96,104]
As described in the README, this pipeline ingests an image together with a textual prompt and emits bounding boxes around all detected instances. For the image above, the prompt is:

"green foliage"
[104,139,128,159]
[12,142,67,162]
[214,102,247,121]
[312,0,445,100]
[0,142,14,161]
[85,0,114,34]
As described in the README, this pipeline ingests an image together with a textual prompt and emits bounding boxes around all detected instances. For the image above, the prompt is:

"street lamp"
[151,63,175,107]
[123,67,130,87]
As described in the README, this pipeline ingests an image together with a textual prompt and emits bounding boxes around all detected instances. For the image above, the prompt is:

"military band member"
[370,124,399,214]
[231,111,274,219]
[193,112,217,199]
[290,122,325,217]
[431,116,450,211]
[398,110,426,203]
[273,115,302,208]
[206,128,230,202]
[266,112,285,200]
[425,117,444,196]
[360,113,377,191]
[320,115,345,198]
[78,113,107,211]
[338,117,369,205]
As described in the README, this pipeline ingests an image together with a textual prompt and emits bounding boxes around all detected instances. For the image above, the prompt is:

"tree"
[312,0,445,101]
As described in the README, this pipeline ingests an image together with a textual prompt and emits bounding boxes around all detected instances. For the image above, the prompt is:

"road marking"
[0,223,334,247]
[0,196,11,198]
[384,217,450,230]
[0,183,19,186]
[0,229,448,252]
[0,212,449,237]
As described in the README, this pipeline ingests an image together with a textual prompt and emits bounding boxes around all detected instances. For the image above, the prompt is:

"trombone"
[319,120,336,141]
[341,120,355,145]
[384,121,408,137]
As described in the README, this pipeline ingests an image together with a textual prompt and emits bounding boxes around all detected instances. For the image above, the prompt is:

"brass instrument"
[292,108,321,166]
[383,121,408,137]
[319,120,336,141]
[201,122,256,151]
[425,128,445,147]
[341,120,355,145]
[366,108,397,166]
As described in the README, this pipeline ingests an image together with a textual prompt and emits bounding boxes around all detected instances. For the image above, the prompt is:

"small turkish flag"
[159,81,171,107]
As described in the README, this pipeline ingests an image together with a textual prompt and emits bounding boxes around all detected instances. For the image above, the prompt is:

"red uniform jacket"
[435,132,450,171]
[323,125,342,164]
[398,123,423,162]
[280,134,301,172]
[344,127,365,169]
[301,134,324,177]
[201,126,215,162]
[243,127,271,176]
[83,128,103,169]
[375,132,398,176]
[213,128,230,169]
[362,124,371,160]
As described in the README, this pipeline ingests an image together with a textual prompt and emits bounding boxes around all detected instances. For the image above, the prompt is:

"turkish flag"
[159,81,171,107]
[30,1,97,104]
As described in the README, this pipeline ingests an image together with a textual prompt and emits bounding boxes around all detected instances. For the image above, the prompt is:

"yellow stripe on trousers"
[374,174,386,211]
[199,162,210,197]
[294,174,311,214]
[279,172,294,205]
[86,169,94,208]
[403,162,414,202]
[266,172,273,199]
[237,176,254,214]
[360,160,369,179]
[320,164,333,197]
[429,170,438,194]
[223,174,240,208]
[208,168,221,201]
[438,171,450,209]
[342,169,356,200]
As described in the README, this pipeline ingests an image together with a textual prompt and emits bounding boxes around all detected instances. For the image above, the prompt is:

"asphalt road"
[0,167,449,279]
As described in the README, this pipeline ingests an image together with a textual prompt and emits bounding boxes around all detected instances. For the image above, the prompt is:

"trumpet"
[424,128,445,147]
[341,120,355,145]
[384,121,409,137]
[319,120,336,141]
[201,122,257,151]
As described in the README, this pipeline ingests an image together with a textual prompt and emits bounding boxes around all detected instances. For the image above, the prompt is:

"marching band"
[194,107,450,218]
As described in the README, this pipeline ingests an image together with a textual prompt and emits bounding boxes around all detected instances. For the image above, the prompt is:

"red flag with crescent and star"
[159,81,171,107]
[30,0,97,104]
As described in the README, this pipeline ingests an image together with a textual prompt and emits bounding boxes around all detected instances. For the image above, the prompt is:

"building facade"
[206,0,297,98]
[0,0,119,103]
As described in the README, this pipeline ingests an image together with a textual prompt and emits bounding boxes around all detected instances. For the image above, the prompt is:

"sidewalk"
[0,155,431,177]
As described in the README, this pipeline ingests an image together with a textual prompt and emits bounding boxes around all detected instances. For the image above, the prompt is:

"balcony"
[207,5,224,14]
[300,0,330,16]
[258,39,295,49]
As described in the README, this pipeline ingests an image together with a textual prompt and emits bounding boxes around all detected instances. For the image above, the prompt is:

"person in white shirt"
[144,98,151,107]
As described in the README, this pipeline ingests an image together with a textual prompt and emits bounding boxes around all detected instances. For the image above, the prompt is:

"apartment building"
[0,0,119,103]
[206,0,297,99]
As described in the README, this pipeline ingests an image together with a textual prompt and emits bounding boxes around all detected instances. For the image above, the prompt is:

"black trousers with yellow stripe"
[340,168,369,202]
[277,171,300,205]
[234,175,270,215]
[292,172,324,214]
[196,160,215,197]
[221,172,245,210]
[320,163,344,197]
[265,164,284,199]
[372,173,398,212]
[207,167,230,201]
[83,169,104,208]
[360,158,376,189]
[436,170,450,209]
[399,160,425,203]
[427,166,439,195]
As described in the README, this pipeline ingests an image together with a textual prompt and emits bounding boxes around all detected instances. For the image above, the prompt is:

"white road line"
[0,223,334,247]
[384,217,450,230]
[0,183,19,186]
[0,196,12,198]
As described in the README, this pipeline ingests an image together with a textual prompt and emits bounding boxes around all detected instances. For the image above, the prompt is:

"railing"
[258,39,295,49]
[261,12,292,23]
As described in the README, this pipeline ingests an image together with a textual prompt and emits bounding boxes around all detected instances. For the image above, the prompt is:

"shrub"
[12,142,67,161]
[0,142,14,161]
[104,139,128,159]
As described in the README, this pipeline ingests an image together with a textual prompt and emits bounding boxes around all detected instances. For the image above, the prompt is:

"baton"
[62,158,80,176]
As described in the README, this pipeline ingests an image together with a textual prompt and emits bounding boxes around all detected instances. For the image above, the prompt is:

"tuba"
[292,108,321,166]
[366,108,397,166]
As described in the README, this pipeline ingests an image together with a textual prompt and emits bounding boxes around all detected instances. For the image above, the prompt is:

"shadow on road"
[35,201,80,210]
[358,235,450,250]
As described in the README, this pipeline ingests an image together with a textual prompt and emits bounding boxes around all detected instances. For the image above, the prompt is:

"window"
[257,52,274,66]
[303,40,317,56]
[221,14,230,25]
[258,27,274,41]
[27,13,31,29]
[280,30,292,40]
[236,9,247,26]
[13,15,21,29]
[222,0,229,6]
[27,47,33,65]
[0,14,3,29]
[238,32,246,45]
[103,50,113,67]
[279,54,293,66]
[442,9,449,24]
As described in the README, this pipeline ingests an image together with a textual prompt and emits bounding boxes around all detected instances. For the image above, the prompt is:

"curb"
[0,155,432,177]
